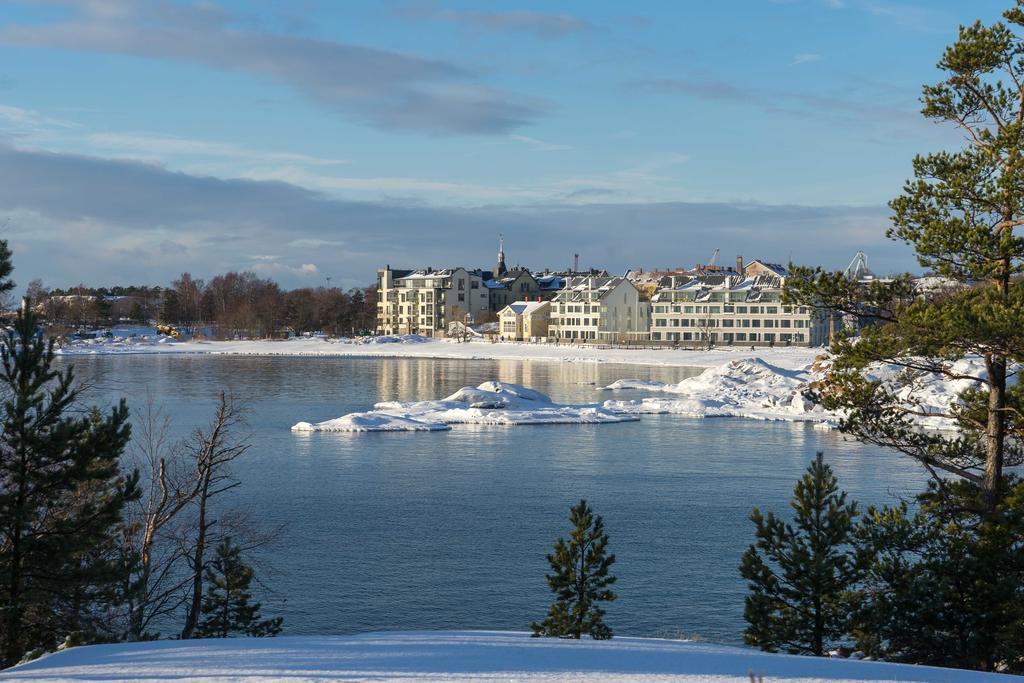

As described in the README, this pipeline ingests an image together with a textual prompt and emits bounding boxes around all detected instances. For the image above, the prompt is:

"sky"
[0,0,1013,290]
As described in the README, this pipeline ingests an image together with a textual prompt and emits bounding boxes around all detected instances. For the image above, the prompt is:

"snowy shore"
[55,333,821,370]
[4,631,1013,682]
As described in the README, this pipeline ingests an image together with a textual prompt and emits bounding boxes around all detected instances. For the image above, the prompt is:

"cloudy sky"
[0,0,1009,290]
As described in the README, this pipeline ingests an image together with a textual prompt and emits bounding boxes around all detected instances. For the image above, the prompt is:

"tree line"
[21,272,376,339]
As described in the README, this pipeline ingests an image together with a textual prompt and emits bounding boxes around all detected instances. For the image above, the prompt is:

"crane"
[843,251,871,281]
[707,248,720,269]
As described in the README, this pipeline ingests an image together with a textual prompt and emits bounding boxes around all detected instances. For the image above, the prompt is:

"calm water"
[63,355,929,643]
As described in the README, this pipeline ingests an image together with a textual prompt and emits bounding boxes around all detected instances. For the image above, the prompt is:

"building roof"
[503,300,550,316]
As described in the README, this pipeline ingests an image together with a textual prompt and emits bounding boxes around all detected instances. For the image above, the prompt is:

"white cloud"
[790,53,822,66]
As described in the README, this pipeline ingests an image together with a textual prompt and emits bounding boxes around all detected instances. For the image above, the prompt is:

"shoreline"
[56,336,825,370]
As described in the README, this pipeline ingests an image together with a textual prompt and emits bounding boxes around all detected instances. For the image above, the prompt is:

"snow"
[292,381,638,432]
[602,358,829,424]
[55,334,821,370]
[291,412,450,432]
[4,631,1014,682]
[599,356,1000,430]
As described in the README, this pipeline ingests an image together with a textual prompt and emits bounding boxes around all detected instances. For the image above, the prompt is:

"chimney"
[736,255,743,275]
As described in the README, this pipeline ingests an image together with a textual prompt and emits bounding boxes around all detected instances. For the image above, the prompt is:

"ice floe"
[291,412,450,433]
[292,381,638,433]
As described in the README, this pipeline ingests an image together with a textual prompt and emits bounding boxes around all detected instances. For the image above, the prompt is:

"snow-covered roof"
[503,300,549,316]
[746,260,787,277]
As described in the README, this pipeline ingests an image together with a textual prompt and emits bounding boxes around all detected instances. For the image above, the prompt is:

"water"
[63,354,929,643]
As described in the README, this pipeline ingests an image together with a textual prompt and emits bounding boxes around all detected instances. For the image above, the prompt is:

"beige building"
[548,276,650,342]
[497,300,550,341]
[376,266,491,337]
[650,273,832,346]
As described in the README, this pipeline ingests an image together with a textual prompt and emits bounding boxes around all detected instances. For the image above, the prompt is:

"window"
[458,279,465,291]
[458,293,465,302]
[737,306,747,313]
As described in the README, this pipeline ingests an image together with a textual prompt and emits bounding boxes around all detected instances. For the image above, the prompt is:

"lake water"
[63,354,929,644]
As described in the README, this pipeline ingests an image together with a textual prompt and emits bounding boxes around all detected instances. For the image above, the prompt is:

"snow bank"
[293,381,638,433]
[601,356,1007,430]
[4,631,1013,682]
[55,334,821,370]
[603,358,829,424]
[291,412,450,432]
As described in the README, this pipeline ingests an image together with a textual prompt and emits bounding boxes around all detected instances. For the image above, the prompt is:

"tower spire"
[495,233,508,276]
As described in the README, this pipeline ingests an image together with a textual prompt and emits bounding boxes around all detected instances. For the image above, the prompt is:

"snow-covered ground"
[4,631,1014,682]
[293,381,637,431]
[56,334,821,370]
[602,358,831,425]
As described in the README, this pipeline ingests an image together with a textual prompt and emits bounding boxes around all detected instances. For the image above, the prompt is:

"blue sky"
[0,0,1011,289]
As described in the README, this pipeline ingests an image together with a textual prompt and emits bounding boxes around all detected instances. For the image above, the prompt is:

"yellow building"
[497,300,550,341]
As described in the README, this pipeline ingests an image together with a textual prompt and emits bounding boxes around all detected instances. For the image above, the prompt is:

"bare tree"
[179,392,250,640]
[122,401,200,640]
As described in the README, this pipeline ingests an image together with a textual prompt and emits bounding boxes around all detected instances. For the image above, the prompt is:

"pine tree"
[531,499,616,640]
[0,239,13,305]
[852,479,1024,672]
[195,537,282,638]
[739,453,858,656]
[784,2,1024,515]
[0,303,138,666]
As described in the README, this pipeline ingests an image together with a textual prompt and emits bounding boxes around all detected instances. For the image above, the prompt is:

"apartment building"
[376,266,491,336]
[649,273,831,346]
[548,276,650,342]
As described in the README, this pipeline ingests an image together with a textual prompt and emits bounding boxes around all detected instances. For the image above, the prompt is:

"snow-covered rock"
[291,412,450,432]
[602,358,826,424]
[3,631,1014,682]
[293,382,638,432]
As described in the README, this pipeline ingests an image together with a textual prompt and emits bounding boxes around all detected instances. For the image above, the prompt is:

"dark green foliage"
[0,239,13,300]
[784,1,1024,514]
[531,500,616,640]
[852,479,1024,673]
[740,453,859,656]
[0,305,138,666]
[195,537,281,638]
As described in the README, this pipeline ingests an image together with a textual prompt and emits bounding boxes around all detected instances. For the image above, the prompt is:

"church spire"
[495,233,508,277]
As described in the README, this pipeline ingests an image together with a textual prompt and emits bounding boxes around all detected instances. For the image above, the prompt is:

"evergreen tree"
[784,1,1024,515]
[194,537,282,638]
[852,479,1024,673]
[0,239,13,304]
[531,499,616,640]
[0,303,138,666]
[739,453,858,656]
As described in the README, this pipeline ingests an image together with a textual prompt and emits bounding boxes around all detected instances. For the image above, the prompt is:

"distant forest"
[19,272,377,339]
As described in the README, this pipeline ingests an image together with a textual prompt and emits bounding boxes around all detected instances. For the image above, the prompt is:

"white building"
[548,276,650,342]
[650,274,831,347]
[377,266,491,337]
